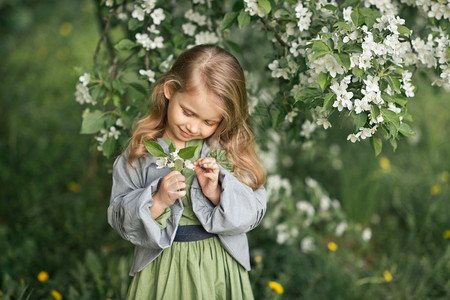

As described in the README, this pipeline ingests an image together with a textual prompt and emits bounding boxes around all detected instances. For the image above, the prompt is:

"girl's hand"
[193,157,221,205]
[151,171,186,219]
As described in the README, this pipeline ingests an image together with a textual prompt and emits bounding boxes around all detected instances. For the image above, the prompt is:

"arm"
[107,153,180,249]
[192,166,267,236]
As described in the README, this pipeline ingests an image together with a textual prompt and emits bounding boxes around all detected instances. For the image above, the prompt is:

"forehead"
[177,85,224,121]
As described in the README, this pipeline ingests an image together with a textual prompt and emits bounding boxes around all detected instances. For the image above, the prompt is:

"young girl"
[108,44,266,299]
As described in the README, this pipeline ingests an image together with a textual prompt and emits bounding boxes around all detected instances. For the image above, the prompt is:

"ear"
[163,82,173,100]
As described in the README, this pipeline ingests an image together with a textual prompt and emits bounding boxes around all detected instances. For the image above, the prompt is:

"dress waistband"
[174,225,217,242]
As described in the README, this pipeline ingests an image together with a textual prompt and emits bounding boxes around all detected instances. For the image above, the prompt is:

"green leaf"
[334,21,351,31]
[321,92,336,112]
[168,141,176,153]
[318,72,331,91]
[220,12,239,31]
[323,4,337,11]
[143,140,167,157]
[391,94,408,106]
[339,53,350,70]
[352,67,364,78]
[128,18,142,31]
[351,10,360,26]
[341,0,359,8]
[390,138,398,151]
[294,87,322,102]
[130,82,149,96]
[312,40,329,52]
[311,50,329,60]
[178,145,198,160]
[342,43,363,53]
[397,25,411,35]
[352,112,367,129]
[398,123,414,137]
[207,149,234,172]
[381,109,401,127]
[238,11,251,28]
[270,109,284,128]
[370,135,382,156]
[387,76,401,93]
[174,159,183,171]
[102,137,116,158]
[81,110,104,134]
[258,0,271,14]
[115,39,138,51]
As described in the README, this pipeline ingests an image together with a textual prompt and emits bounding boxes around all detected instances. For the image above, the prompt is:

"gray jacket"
[108,138,267,276]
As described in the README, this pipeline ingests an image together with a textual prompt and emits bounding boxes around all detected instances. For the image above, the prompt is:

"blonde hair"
[128,45,266,190]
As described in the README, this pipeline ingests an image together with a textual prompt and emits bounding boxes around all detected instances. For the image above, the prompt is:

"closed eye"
[182,109,192,117]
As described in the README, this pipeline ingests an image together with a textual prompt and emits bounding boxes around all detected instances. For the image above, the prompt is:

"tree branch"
[93,1,115,65]
[259,17,290,49]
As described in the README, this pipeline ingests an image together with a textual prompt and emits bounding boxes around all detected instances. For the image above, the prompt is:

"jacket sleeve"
[107,154,178,249]
[192,166,267,236]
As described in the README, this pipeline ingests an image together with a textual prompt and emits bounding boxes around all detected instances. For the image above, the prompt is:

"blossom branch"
[93,1,115,65]
[259,17,290,48]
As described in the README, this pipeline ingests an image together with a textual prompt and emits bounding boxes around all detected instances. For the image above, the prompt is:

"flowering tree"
[76,0,449,157]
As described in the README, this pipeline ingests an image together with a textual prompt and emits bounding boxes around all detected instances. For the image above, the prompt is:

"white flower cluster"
[132,1,166,51]
[155,149,194,170]
[75,73,95,105]
[401,0,450,21]
[95,120,123,151]
[244,0,265,17]
[182,6,219,46]
[295,2,312,32]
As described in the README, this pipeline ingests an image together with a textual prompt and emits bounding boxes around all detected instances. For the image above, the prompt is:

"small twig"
[109,50,139,80]
[93,4,115,65]
[259,17,290,49]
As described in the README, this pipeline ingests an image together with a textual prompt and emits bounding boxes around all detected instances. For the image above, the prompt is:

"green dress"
[127,139,254,300]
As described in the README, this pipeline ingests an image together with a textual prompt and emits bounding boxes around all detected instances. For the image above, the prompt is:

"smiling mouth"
[180,128,192,138]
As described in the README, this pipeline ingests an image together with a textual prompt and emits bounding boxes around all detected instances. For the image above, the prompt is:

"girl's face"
[163,82,224,149]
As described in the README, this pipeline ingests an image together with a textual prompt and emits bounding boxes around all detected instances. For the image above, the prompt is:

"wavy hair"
[128,45,265,189]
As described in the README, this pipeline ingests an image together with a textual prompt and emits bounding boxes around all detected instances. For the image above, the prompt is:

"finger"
[204,172,218,181]
[169,190,186,199]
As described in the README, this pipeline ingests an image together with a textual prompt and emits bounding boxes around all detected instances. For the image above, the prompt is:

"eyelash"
[183,109,215,127]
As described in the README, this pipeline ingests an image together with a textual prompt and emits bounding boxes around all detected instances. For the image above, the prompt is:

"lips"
[180,128,192,138]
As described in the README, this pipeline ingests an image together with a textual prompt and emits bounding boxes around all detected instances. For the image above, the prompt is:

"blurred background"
[1,0,449,299]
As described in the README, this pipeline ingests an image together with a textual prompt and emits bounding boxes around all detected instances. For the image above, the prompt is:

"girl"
[108,44,266,299]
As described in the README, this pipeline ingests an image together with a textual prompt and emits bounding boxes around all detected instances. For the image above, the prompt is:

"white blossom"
[131,5,145,21]
[362,227,372,241]
[300,120,316,139]
[150,8,165,25]
[105,0,114,7]
[156,157,168,169]
[301,237,315,253]
[194,31,219,45]
[109,126,120,140]
[139,69,156,83]
[79,73,90,86]
[182,23,197,36]
[336,222,348,236]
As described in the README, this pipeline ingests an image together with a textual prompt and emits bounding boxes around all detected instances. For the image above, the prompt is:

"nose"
[186,120,200,134]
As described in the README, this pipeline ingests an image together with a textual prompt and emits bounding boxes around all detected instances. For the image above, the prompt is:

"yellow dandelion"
[68,181,81,193]
[430,184,441,196]
[51,290,62,300]
[59,22,73,37]
[379,157,391,170]
[0,290,4,296]
[383,270,393,282]
[327,241,338,252]
[37,271,49,282]
[443,230,450,239]
[254,255,262,263]
[441,171,449,183]
[268,281,284,294]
